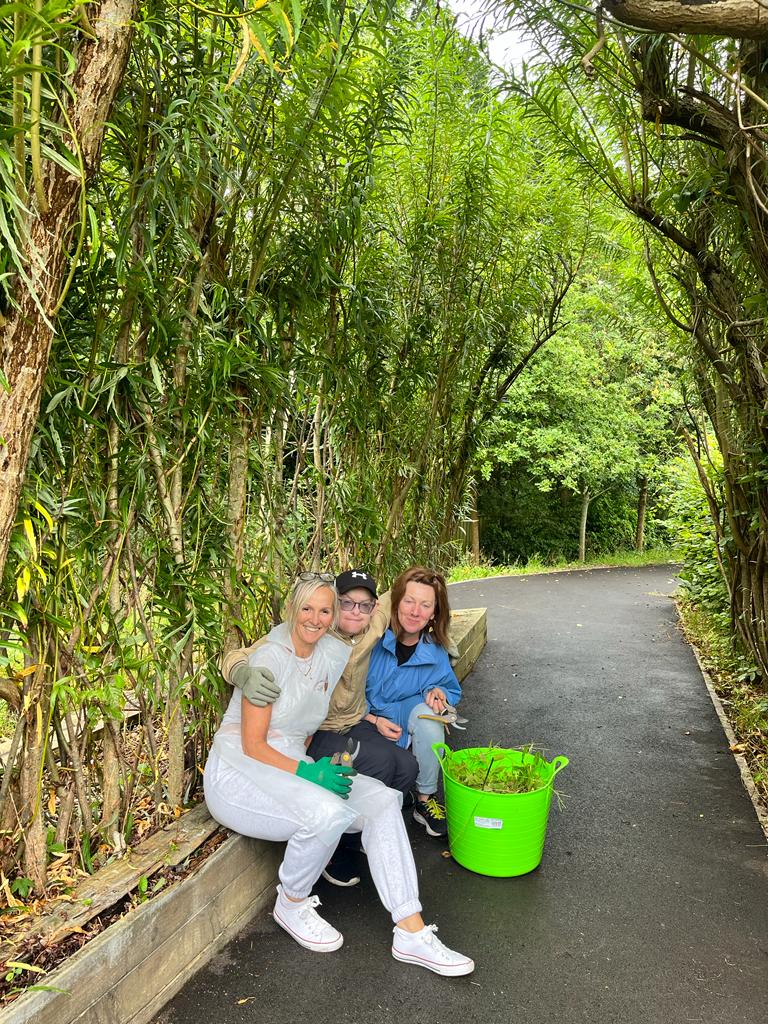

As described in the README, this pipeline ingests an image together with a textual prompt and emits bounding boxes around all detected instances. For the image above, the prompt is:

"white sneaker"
[392,923,475,976]
[273,888,344,952]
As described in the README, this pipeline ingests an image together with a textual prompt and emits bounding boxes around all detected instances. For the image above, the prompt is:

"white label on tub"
[474,816,503,829]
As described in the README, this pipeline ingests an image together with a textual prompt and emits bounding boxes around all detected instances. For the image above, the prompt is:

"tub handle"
[432,741,451,767]
[550,755,569,777]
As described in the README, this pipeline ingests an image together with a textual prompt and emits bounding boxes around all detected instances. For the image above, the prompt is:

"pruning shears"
[417,703,468,734]
[330,737,361,767]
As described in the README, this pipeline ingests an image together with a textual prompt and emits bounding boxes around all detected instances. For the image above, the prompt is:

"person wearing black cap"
[221,568,419,885]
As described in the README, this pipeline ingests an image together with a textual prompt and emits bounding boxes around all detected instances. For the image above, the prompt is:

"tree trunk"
[100,729,121,837]
[223,386,251,655]
[171,257,207,516]
[469,481,481,565]
[309,390,326,571]
[0,0,137,581]
[102,419,123,838]
[635,475,648,552]
[603,1,768,38]
[579,484,591,563]
[140,398,189,809]
[17,660,49,890]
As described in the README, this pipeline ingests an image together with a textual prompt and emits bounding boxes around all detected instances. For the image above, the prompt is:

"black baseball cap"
[335,569,377,598]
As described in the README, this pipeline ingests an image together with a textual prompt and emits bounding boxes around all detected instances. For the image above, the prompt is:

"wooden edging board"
[1,607,488,1024]
[0,803,219,965]
[1,834,284,1024]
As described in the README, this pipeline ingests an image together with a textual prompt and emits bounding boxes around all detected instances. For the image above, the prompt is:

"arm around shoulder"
[369,590,391,639]
[223,638,281,707]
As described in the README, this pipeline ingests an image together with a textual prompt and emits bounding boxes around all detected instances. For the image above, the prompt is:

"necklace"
[295,649,316,677]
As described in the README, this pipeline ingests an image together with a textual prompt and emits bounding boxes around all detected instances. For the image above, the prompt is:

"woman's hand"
[231,663,281,707]
[296,757,356,798]
[374,716,402,741]
[425,688,447,713]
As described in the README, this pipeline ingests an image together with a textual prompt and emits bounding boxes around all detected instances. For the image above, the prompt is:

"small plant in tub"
[445,744,549,794]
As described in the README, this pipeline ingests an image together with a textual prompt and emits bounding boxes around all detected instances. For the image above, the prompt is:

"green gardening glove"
[231,662,281,707]
[296,757,357,799]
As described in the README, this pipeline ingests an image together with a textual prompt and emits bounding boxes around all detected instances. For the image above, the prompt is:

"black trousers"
[307,720,418,796]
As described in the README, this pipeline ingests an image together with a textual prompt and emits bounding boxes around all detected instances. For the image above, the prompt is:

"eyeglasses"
[339,597,376,614]
[297,571,335,583]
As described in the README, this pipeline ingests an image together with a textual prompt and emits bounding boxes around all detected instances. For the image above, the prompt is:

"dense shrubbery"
[663,455,729,614]
[478,465,670,564]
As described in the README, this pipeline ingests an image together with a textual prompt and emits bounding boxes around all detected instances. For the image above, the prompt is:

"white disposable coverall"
[204,623,421,922]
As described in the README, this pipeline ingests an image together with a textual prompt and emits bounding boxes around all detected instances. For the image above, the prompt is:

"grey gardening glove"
[230,662,281,707]
[445,635,460,665]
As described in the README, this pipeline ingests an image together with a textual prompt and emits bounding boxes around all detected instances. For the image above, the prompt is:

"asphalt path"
[155,566,767,1024]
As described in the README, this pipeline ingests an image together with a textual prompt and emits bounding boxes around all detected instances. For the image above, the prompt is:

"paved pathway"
[155,566,767,1024]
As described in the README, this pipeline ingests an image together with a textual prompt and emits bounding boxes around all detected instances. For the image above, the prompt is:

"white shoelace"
[420,925,458,961]
[294,896,333,937]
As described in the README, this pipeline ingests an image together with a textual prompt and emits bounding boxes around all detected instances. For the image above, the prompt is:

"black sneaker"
[413,797,448,839]
[322,849,361,887]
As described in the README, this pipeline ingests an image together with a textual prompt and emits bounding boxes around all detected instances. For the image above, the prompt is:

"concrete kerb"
[674,600,768,844]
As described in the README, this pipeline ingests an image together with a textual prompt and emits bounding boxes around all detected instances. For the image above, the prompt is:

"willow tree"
[331,18,586,567]
[0,0,402,888]
[0,0,138,590]
[508,1,768,677]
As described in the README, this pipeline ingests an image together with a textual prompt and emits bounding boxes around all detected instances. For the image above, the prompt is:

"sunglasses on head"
[414,573,444,586]
[297,571,335,583]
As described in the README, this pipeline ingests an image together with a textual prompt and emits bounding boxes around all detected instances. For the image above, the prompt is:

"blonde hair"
[284,578,338,633]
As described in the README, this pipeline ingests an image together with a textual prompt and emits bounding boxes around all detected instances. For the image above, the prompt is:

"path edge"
[447,561,679,587]
[674,600,768,843]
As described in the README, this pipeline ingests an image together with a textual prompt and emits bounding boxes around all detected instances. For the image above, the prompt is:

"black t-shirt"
[396,639,418,666]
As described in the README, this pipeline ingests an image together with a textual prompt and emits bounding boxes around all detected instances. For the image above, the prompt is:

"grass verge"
[447,546,680,582]
[676,597,768,809]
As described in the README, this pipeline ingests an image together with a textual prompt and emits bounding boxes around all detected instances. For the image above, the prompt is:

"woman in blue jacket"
[365,566,462,839]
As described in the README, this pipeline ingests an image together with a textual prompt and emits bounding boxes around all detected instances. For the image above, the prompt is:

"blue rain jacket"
[365,629,462,748]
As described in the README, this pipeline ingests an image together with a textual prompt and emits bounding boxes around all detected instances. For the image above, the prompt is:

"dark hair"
[390,566,450,647]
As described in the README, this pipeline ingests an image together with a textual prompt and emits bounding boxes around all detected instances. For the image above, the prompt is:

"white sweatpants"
[204,737,422,923]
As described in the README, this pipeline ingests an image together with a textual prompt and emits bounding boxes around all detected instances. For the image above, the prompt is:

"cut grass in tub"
[445,745,548,794]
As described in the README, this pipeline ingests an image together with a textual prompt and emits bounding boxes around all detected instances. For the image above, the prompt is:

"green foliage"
[474,225,685,560]
[678,599,765,799]
[478,466,670,563]
[9,877,33,900]
[0,700,15,739]
[446,745,548,794]
[663,452,728,614]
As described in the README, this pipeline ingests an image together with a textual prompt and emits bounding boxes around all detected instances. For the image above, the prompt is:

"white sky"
[447,0,539,70]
